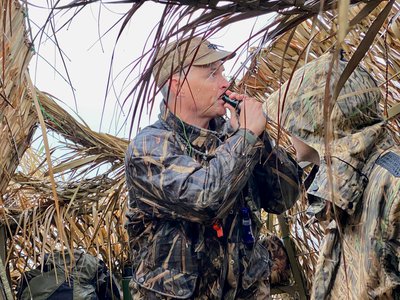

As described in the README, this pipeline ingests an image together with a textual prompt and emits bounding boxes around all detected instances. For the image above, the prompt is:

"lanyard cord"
[161,118,222,160]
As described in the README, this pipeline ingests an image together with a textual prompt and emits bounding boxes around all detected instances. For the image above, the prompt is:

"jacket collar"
[159,102,229,150]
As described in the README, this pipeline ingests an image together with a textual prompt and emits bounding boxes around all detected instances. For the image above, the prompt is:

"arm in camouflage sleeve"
[253,133,302,214]
[125,128,264,223]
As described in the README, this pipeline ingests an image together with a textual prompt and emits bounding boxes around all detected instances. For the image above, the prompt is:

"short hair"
[159,67,189,101]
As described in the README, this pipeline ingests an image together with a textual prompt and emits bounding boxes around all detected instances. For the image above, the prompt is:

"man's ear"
[170,74,185,97]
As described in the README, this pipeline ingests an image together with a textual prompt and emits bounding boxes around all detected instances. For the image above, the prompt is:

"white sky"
[27,2,272,138]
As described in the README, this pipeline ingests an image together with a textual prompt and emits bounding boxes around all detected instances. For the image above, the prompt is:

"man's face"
[175,61,229,122]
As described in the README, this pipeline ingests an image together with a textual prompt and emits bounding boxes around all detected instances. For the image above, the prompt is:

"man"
[265,53,400,299]
[125,37,301,299]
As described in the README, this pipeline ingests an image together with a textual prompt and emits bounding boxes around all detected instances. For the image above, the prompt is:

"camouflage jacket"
[125,103,301,299]
[266,53,400,299]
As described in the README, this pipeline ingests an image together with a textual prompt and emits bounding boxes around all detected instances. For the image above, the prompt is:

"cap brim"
[193,50,236,66]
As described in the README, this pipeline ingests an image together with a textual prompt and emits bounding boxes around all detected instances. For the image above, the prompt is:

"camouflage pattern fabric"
[265,53,400,299]
[125,103,301,299]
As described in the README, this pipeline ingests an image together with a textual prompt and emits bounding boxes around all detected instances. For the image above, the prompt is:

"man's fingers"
[227,92,244,101]
[225,103,240,130]
[225,103,238,116]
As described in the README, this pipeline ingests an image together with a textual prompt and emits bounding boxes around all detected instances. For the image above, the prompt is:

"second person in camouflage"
[266,53,400,299]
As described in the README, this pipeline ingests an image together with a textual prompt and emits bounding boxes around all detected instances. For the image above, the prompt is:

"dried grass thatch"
[0,0,399,299]
[4,90,131,287]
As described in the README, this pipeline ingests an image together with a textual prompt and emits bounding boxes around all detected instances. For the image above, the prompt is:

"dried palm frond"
[4,90,130,288]
[0,2,132,288]
[0,2,36,298]
[0,2,35,196]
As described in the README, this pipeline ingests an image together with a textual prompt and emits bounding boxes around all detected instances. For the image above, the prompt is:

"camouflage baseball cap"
[153,37,235,87]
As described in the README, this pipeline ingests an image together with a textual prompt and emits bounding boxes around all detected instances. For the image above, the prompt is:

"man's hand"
[224,91,266,136]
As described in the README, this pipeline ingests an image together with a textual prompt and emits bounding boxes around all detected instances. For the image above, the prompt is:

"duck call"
[222,93,240,113]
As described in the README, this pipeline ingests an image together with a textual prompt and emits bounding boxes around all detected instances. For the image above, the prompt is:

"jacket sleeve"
[125,128,263,223]
[253,133,302,214]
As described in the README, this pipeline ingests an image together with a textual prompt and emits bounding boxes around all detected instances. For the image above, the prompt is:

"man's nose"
[221,76,229,89]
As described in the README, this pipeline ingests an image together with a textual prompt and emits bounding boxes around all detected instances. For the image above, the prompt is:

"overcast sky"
[27,2,271,138]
